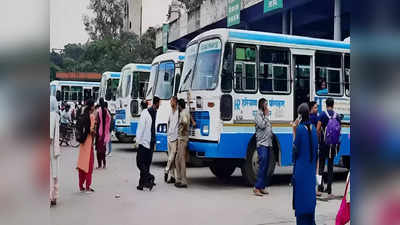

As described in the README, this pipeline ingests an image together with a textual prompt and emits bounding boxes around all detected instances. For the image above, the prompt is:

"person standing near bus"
[317,98,341,198]
[253,98,272,196]
[175,98,191,188]
[164,96,179,184]
[105,102,114,157]
[50,96,61,206]
[136,97,160,191]
[95,98,111,169]
[292,103,318,225]
[76,99,96,193]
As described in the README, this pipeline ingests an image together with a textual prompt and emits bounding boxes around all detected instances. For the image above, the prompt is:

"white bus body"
[145,51,185,152]
[177,28,350,185]
[50,80,100,107]
[114,64,151,143]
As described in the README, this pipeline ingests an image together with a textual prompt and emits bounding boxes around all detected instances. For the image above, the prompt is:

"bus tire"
[209,159,236,179]
[116,134,134,143]
[241,136,276,186]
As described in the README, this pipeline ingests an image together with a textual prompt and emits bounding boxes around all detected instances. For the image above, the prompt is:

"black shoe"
[175,182,187,188]
[167,177,176,184]
[136,185,144,191]
[164,173,168,183]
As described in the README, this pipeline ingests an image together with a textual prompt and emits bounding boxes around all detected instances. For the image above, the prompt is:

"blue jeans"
[255,146,270,189]
[108,141,112,154]
[296,213,316,225]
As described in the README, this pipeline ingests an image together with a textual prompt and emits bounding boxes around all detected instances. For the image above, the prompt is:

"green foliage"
[49,0,161,81]
[83,0,124,40]
[49,28,160,79]
[176,0,203,12]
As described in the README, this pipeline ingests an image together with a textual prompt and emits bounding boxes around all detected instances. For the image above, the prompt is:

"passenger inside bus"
[316,80,328,95]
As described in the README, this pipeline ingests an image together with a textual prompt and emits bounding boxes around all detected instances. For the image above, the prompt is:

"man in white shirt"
[164,96,179,183]
[135,96,160,191]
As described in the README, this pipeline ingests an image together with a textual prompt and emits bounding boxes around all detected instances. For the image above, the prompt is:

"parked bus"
[177,28,350,185]
[114,64,151,143]
[98,72,121,115]
[50,80,100,106]
[145,51,185,152]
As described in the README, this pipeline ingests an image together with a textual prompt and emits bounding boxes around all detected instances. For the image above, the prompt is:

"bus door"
[291,49,314,119]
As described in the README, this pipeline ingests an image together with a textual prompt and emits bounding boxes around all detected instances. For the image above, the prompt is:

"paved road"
[50,142,347,225]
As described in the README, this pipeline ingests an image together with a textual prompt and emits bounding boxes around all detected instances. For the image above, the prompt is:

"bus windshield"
[180,44,198,92]
[191,39,222,90]
[131,72,150,99]
[146,64,158,99]
[154,61,175,99]
[105,78,119,100]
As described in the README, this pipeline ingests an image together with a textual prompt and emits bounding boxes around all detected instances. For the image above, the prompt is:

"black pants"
[97,151,106,168]
[318,145,337,194]
[136,144,154,187]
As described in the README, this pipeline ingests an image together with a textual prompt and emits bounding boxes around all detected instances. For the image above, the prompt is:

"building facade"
[123,0,142,36]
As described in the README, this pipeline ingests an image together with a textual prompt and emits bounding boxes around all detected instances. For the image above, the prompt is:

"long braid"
[306,123,313,163]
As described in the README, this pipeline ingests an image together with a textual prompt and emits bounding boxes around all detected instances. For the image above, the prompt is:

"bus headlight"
[201,125,209,136]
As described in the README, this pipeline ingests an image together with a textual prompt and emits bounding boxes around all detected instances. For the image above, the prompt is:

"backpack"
[324,111,341,145]
[76,113,90,143]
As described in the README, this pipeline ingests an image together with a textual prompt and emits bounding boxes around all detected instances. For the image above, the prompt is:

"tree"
[176,0,203,12]
[83,0,124,40]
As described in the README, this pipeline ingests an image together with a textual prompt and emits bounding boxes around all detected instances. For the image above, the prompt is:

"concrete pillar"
[334,0,341,41]
[282,11,288,34]
[289,10,293,35]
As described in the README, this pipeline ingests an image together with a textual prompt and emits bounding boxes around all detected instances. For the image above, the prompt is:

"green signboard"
[264,0,283,13]
[162,24,169,53]
[227,0,240,27]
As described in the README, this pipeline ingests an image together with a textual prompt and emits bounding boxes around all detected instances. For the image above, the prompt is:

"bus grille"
[191,111,210,136]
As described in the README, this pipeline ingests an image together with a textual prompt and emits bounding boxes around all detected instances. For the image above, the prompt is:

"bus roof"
[151,51,185,65]
[50,80,100,87]
[121,63,151,72]
[102,72,121,78]
[188,28,350,52]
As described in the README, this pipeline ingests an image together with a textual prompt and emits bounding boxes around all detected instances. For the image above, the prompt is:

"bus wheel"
[241,143,276,186]
[116,134,134,143]
[209,159,236,179]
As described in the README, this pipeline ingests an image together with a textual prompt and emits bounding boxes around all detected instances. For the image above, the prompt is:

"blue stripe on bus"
[178,55,185,61]
[188,130,350,166]
[223,126,350,134]
[229,31,350,50]
[110,73,120,78]
[156,133,168,152]
[116,121,138,136]
[136,65,151,71]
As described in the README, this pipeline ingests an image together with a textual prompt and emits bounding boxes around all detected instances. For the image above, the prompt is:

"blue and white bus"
[178,28,350,185]
[50,80,100,106]
[114,64,151,143]
[145,51,185,152]
[98,72,121,115]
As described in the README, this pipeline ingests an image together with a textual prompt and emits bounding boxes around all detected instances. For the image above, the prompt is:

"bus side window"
[233,45,257,93]
[56,90,61,102]
[315,52,342,95]
[344,53,350,96]
[221,42,233,92]
[259,47,290,94]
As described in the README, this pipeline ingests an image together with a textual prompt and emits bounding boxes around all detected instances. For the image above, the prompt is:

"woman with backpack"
[76,99,96,193]
[292,103,318,225]
[95,98,111,169]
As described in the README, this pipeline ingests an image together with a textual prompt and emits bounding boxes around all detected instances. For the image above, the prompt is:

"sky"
[50,0,171,49]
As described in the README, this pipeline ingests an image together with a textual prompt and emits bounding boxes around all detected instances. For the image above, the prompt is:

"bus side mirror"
[56,91,61,102]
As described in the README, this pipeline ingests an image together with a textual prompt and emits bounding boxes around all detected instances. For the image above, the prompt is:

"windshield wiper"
[179,69,192,93]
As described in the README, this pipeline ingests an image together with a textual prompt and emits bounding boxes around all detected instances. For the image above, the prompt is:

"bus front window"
[146,64,158,99]
[132,72,150,99]
[154,62,175,99]
[180,44,198,92]
[192,39,222,90]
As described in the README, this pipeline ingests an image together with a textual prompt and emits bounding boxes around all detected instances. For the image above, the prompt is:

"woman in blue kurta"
[293,103,318,225]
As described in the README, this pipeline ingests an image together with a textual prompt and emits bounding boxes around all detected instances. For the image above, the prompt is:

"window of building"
[234,45,257,92]
[315,52,342,95]
[259,47,290,93]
